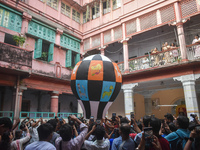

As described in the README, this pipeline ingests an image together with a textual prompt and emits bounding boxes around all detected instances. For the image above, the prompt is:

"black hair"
[120,117,129,124]
[37,123,53,141]
[94,125,105,140]
[150,117,161,133]
[137,122,143,131]
[0,117,12,130]
[19,123,26,130]
[59,124,72,141]
[143,116,151,127]
[168,122,177,132]
[164,113,174,122]
[177,116,189,129]
[14,130,22,140]
[120,123,131,136]
[0,131,11,150]
[47,119,57,131]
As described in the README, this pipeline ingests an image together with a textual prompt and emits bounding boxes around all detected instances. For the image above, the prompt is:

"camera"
[68,116,75,126]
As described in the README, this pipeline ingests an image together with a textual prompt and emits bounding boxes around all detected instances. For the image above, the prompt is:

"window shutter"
[66,50,72,67]
[48,43,54,62]
[75,53,80,65]
[34,39,42,59]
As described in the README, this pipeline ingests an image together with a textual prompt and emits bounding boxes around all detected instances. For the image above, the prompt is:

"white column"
[122,83,138,119]
[77,102,83,117]
[174,74,200,119]
[143,91,154,116]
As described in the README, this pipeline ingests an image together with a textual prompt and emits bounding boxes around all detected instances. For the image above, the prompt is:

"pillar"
[99,33,105,55]
[122,83,138,119]
[21,12,32,48]
[21,12,32,35]
[174,74,200,118]
[143,91,154,116]
[13,79,27,121]
[50,91,60,116]
[174,2,187,61]
[56,28,63,45]
[121,23,130,72]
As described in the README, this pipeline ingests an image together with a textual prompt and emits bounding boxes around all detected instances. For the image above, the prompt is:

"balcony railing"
[57,112,83,118]
[0,111,14,121]
[20,111,55,119]
[0,42,32,68]
[118,48,181,73]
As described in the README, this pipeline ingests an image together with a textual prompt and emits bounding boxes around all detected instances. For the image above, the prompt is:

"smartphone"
[96,119,101,125]
[90,116,94,123]
[112,113,116,121]
[144,127,153,148]
[130,112,134,119]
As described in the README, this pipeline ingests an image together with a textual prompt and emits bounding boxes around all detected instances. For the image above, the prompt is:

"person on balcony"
[192,35,200,58]
[151,47,160,66]
[142,57,150,69]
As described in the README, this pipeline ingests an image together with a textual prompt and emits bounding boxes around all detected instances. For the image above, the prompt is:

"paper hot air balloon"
[71,54,122,119]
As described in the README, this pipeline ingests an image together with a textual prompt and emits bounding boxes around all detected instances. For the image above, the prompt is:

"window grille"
[72,9,80,23]
[104,30,111,44]
[84,38,90,51]
[126,19,136,36]
[103,0,111,14]
[160,5,175,23]
[47,0,58,10]
[181,0,198,18]
[140,11,157,30]
[113,0,121,10]
[61,2,70,17]
[92,34,100,48]
[114,26,122,40]
[92,2,100,19]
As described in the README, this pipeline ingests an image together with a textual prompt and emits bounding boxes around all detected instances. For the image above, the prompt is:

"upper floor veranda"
[1,0,200,83]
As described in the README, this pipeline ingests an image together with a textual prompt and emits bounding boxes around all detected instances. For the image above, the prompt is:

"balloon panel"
[71,54,122,119]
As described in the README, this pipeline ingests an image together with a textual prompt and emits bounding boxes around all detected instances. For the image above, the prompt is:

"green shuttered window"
[34,38,54,62]
[48,43,54,62]
[34,39,43,59]
[66,50,72,67]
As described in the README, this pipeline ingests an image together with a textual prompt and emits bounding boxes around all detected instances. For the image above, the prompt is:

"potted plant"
[13,35,26,46]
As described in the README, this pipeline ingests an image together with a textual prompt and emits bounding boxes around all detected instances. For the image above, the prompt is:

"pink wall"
[0,32,5,43]
[112,8,121,20]
[46,6,59,19]
[28,0,45,12]
[52,47,66,67]
[102,13,112,25]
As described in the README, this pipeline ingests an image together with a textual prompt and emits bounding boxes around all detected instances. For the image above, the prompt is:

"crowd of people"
[0,113,200,150]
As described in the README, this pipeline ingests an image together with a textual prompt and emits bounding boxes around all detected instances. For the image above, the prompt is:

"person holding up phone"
[55,115,88,150]
[111,123,135,150]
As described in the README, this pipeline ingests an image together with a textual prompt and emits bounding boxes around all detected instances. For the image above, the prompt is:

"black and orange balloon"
[71,54,122,119]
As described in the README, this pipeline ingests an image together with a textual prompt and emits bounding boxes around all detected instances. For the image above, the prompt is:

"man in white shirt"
[25,123,56,150]
[84,125,110,150]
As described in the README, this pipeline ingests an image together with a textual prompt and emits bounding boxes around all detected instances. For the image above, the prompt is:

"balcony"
[118,44,200,73]
[0,42,32,74]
